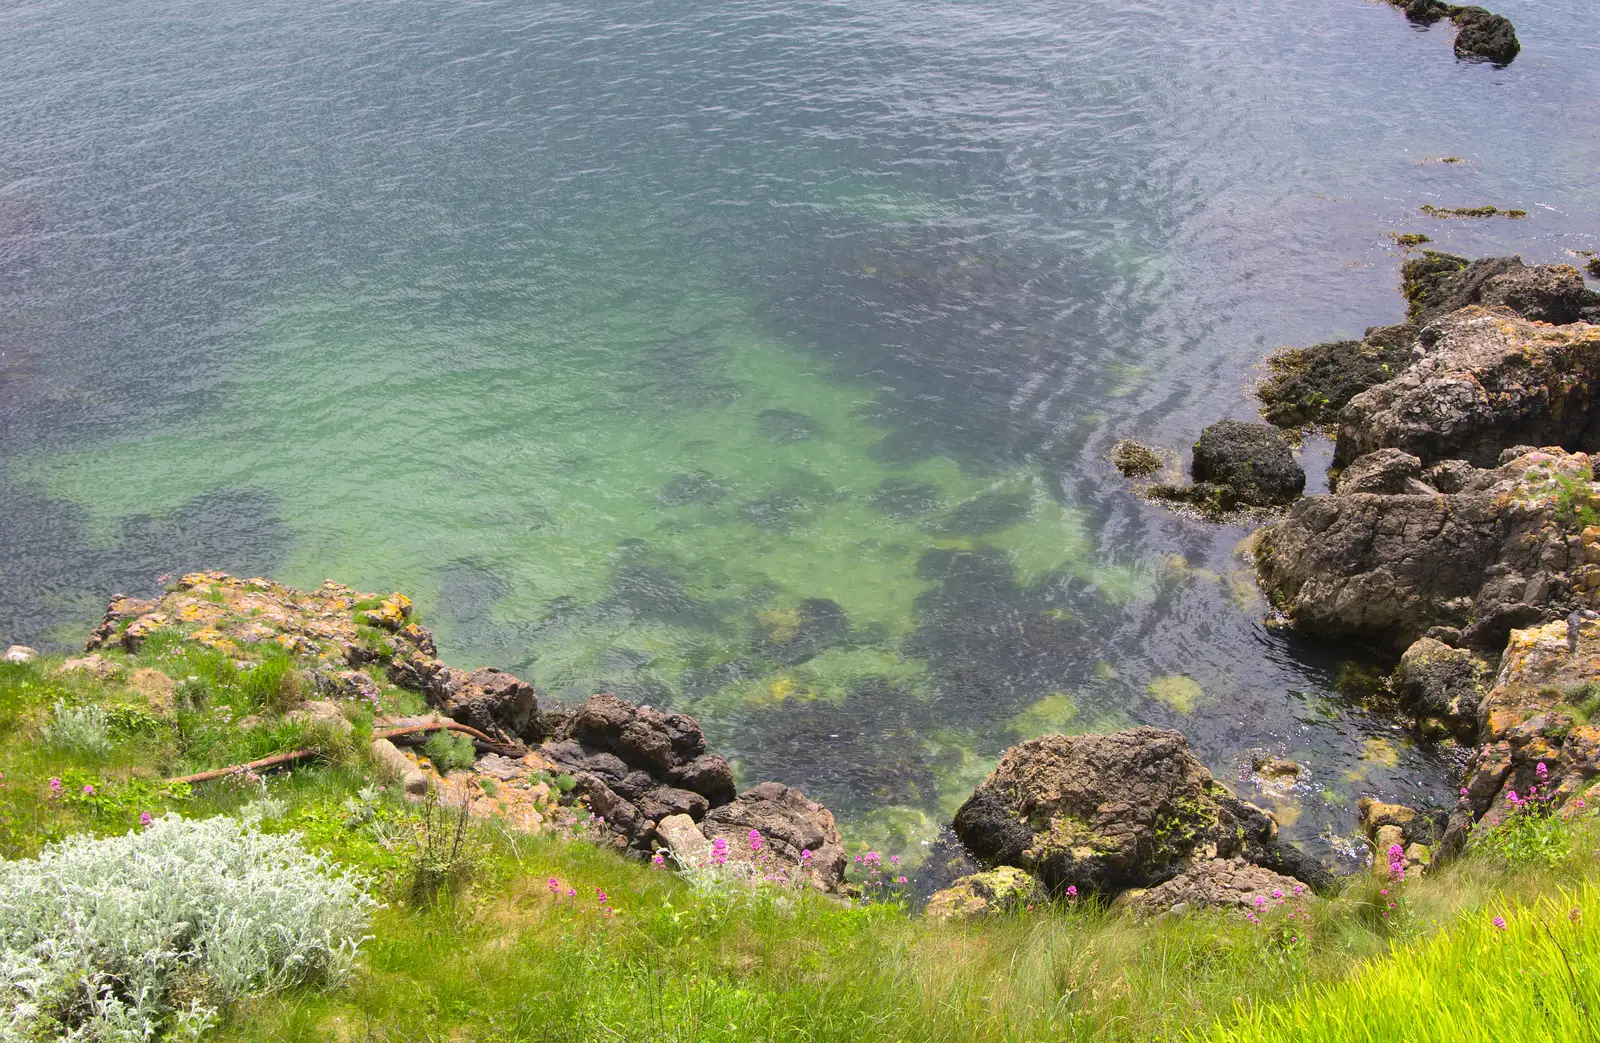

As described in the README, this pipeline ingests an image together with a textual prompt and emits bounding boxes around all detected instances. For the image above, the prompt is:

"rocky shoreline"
[11,251,1600,919]
[1112,249,1600,895]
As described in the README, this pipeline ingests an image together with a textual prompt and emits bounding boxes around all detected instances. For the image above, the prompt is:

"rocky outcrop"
[924,867,1043,921]
[1257,325,1416,429]
[1443,617,1600,853]
[1117,857,1307,918]
[79,573,844,886]
[950,728,1328,902]
[1258,448,1597,648]
[700,782,848,891]
[1335,309,1600,469]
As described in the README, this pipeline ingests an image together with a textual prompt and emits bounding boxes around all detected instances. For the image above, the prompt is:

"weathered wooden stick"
[163,719,525,785]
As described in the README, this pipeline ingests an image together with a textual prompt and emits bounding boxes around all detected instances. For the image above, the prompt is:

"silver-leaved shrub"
[0,813,377,1041]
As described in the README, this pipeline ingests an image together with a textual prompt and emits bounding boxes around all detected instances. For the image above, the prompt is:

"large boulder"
[1335,448,1430,495]
[1257,325,1417,429]
[1257,448,1593,648]
[1191,421,1305,506]
[1335,308,1600,469]
[700,781,848,891]
[951,728,1327,899]
[1394,637,1495,739]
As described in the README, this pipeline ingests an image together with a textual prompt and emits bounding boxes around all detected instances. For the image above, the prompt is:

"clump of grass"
[237,653,305,715]
[421,730,477,773]
[1192,882,1600,1043]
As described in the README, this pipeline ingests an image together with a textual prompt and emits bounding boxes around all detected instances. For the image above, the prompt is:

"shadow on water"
[0,480,291,648]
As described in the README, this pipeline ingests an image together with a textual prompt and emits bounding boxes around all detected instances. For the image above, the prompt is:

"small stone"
[654,812,712,867]
[60,654,116,679]
[370,737,414,781]
[2,645,38,664]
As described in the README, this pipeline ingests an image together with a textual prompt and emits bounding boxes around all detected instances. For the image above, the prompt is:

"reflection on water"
[2,0,1597,862]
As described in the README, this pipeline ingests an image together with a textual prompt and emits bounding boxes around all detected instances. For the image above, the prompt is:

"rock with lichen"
[1257,448,1597,648]
[951,728,1329,899]
[1109,440,1164,478]
[925,867,1043,921]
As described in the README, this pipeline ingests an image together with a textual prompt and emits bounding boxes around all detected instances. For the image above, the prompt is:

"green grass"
[4,653,1600,1042]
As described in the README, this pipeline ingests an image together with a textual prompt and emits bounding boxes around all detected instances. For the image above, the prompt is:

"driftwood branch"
[163,719,526,786]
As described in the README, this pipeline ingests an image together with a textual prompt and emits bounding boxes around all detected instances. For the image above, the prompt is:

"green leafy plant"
[407,790,475,904]
[421,730,477,773]
[41,701,113,757]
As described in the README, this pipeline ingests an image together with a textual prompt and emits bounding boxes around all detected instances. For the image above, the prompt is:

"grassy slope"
[2,652,1597,1043]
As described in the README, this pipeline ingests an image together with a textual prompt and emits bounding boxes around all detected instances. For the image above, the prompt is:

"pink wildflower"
[711,837,729,865]
[1493,915,1507,931]
[139,811,153,828]
[748,829,763,853]
[82,783,94,797]
[1537,762,1549,779]
[548,877,560,893]
[567,888,576,898]
[652,852,665,867]
[48,777,61,797]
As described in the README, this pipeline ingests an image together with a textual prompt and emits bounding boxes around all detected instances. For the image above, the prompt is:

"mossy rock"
[924,866,1043,921]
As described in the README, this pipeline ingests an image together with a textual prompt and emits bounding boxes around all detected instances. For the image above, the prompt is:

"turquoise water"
[2,0,1598,860]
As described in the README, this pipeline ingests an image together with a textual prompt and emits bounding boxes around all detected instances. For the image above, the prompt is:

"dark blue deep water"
[2,0,1598,860]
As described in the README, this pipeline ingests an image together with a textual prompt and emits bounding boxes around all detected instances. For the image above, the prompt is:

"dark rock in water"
[870,478,944,517]
[757,408,821,444]
[1394,637,1494,739]
[1450,6,1520,64]
[1402,254,1584,328]
[1257,447,1593,648]
[951,727,1329,898]
[1384,1,1519,65]
[1257,325,1416,429]
[936,489,1034,534]
[755,597,854,665]
[1335,448,1431,495]
[1396,0,1448,23]
[1109,439,1164,477]
[701,781,849,891]
[659,470,727,507]
[1335,307,1600,468]
[1190,420,1305,506]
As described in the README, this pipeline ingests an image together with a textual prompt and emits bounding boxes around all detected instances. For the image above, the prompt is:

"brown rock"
[701,781,848,891]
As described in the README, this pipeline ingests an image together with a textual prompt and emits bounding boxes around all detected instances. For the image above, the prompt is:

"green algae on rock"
[1256,324,1416,429]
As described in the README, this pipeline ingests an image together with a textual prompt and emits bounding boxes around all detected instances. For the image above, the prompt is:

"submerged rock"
[1257,448,1595,647]
[1109,440,1164,478]
[1335,308,1600,469]
[925,866,1043,921]
[951,728,1328,900]
[1190,421,1305,506]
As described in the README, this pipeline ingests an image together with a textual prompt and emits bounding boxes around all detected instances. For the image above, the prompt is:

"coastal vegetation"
[1,639,1597,1043]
